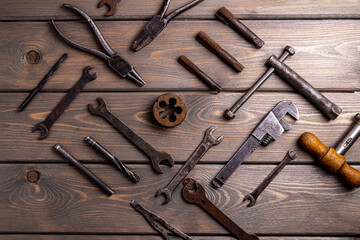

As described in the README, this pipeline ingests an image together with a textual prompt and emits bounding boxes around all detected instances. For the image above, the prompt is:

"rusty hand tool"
[85,136,140,182]
[88,97,174,174]
[18,53,68,112]
[153,93,187,128]
[266,55,342,120]
[33,66,97,139]
[196,31,244,72]
[213,101,299,188]
[178,55,222,93]
[132,0,204,51]
[156,127,223,204]
[182,178,259,240]
[98,0,121,17]
[130,200,194,240]
[224,46,295,119]
[51,4,145,86]
[244,150,297,207]
[299,114,360,187]
[55,144,114,195]
[216,7,264,48]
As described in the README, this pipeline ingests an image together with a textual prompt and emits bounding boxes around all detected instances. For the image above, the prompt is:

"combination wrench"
[88,97,174,174]
[156,127,223,204]
[182,178,259,240]
[244,150,297,207]
[33,66,98,139]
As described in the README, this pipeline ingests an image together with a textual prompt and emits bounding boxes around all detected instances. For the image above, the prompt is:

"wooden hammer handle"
[299,132,360,187]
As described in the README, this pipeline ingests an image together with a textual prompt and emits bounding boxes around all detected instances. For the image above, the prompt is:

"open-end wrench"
[244,150,297,207]
[33,66,98,139]
[88,97,174,174]
[98,0,121,17]
[182,178,259,240]
[156,127,223,204]
[213,101,300,188]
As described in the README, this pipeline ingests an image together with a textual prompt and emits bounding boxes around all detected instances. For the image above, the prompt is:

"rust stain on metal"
[153,93,187,127]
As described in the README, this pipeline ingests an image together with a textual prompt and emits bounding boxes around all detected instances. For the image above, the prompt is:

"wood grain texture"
[1,236,356,240]
[0,164,359,235]
[0,20,359,91]
[1,0,360,20]
[1,92,359,163]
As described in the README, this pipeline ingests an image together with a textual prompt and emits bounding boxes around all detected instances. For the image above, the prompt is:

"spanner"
[88,97,174,174]
[182,178,259,240]
[243,150,297,207]
[33,66,98,139]
[156,127,223,204]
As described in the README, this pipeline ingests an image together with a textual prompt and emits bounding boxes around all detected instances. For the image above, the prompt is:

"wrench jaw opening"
[98,0,120,17]
[205,127,224,145]
[32,123,49,140]
[182,178,206,204]
[243,194,256,207]
[151,151,175,174]
[83,66,98,81]
[88,97,108,116]
[272,101,300,128]
[155,188,172,205]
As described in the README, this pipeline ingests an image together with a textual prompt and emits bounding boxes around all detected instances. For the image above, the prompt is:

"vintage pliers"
[51,4,145,86]
[130,200,194,240]
[132,0,204,51]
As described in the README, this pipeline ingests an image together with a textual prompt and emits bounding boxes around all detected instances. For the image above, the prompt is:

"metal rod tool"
[196,31,244,72]
[18,53,68,112]
[55,144,114,195]
[85,136,140,182]
[178,55,222,92]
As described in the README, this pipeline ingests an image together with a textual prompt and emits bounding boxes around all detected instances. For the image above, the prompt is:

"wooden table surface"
[0,0,359,239]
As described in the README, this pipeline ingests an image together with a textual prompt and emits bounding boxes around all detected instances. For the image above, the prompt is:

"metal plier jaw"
[132,0,204,51]
[252,101,300,146]
[51,4,145,86]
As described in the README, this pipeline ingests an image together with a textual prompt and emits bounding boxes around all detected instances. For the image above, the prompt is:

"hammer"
[299,113,360,187]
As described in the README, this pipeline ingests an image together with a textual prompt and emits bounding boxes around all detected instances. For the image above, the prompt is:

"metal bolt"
[26,50,41,64]
[27,170,40,183]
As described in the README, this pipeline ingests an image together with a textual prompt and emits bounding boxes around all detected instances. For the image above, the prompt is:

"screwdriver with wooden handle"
[299,113,360,187]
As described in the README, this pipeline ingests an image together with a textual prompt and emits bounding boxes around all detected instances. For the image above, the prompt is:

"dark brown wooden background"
[0,0,359,239]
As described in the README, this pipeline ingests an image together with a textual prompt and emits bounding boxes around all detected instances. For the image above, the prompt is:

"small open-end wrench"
[33,66,98,139]
[88,97,174,174]
[244,150,297,207]
[182,178,259,240]
[156,127,223,204]
[98,0,121,17]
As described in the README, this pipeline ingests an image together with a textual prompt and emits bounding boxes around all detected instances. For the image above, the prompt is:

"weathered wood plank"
[0,92,359,163]
[0,164,359,234]
[1,0,360,20]
[0,20,359,91]
[0,235,355,240]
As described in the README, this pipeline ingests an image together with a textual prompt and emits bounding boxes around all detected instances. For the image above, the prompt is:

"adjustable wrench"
[182,178,259,240]
[33,66,98,139]
[88,97,174,174]
[156,127,223,204]
[213,101,300,188]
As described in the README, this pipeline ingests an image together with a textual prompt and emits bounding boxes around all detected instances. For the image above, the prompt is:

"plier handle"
[132,0,204,51]
[51,4,145,86]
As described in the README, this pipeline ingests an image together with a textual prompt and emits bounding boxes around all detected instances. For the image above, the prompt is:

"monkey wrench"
[89,97,174,174]
[183,178,259,240]
[212,101,300,188]
[156,127,223,204]
[33,66,97,139]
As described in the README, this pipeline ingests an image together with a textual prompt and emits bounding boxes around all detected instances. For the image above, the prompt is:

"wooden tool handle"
[299,132,360,187]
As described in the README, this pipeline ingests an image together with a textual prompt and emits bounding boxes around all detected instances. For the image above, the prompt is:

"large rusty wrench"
[98,0,121,17]
[88,97,174,174]
[156,127,223,204]
[33,66,97,139]
[182,178,259,240]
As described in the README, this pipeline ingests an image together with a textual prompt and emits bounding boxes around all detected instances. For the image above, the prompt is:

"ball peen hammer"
[299,113,360,187]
